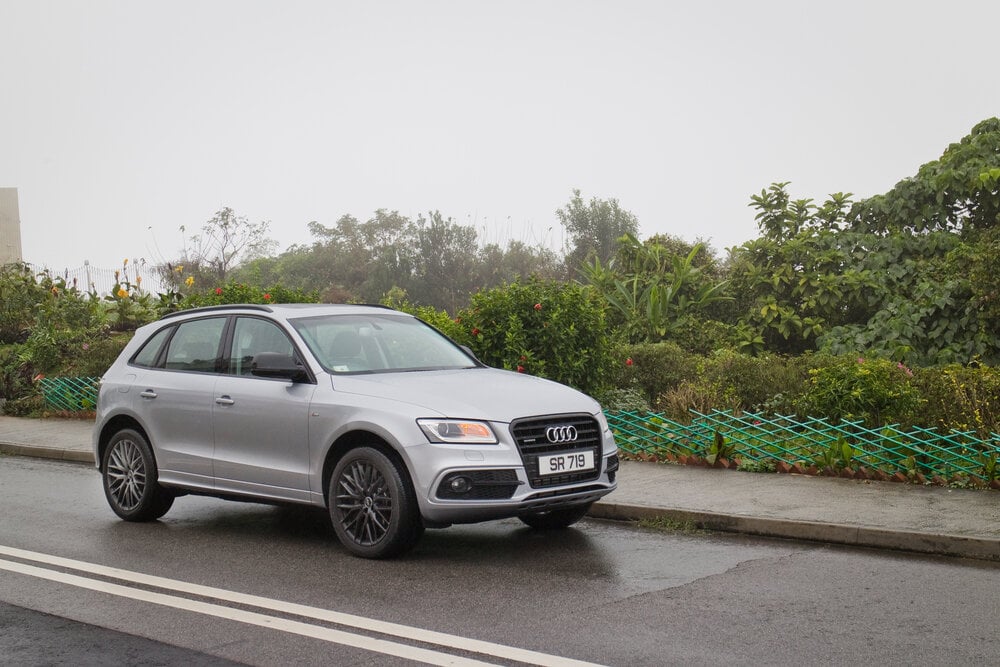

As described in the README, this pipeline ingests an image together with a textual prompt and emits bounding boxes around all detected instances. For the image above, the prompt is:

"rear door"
[137,316,226,488]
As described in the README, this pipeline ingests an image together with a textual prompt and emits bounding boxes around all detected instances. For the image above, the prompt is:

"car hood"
[329,367,600,423]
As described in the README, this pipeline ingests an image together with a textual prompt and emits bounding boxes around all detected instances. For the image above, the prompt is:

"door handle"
[139,390,157,399]
[215,396,235,406]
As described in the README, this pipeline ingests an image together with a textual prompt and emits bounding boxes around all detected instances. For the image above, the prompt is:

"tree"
[556,189,639,272]
[410,211,480,311]
[851,117,1000,236]
[729,178,996,365]
[181,207,274,283]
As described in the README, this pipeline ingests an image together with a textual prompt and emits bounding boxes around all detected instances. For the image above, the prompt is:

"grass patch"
[636,515,702,534]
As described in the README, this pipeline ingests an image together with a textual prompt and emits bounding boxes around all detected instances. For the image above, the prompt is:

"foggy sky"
[2,0,998,274]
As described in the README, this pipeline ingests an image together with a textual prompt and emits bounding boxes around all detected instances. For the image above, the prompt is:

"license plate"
[537,450,595,476]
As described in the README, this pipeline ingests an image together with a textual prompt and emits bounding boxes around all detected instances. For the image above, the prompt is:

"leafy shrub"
[910,364,1000,436]
[796,356,921,427]
[647,351,807,420]
[458,278,612,395]
[615,341,697,404]
[62,333,133,378]
[664,317,740,355]
[0,345,32,402]
[593,387,651,412]
[654,380,721,422]
[698,351,808,413]
[180,282,320,308]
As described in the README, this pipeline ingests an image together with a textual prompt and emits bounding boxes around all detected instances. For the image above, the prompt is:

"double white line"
[0,545,603,667]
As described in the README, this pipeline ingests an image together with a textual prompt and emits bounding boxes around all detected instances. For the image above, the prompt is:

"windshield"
[289,313,477,374]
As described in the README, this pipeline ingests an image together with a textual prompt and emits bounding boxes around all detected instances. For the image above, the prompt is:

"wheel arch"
[321,430,411,506]
[96,415,151,470]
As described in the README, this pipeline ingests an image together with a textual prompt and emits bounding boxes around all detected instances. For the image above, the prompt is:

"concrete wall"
[0,188,24,264]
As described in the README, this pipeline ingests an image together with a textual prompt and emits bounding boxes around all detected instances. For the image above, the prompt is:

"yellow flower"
[185,276,195,287]
[123,258,129,266]
[175,265,184,273]
[117,288,128,298]
[136,275,142,284]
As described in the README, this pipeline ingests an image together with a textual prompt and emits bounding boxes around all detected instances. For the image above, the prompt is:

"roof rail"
[159,304,274,320]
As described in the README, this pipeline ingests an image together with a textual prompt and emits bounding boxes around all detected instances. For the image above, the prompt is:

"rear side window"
[131,327,174,368]
[163,318,226,373]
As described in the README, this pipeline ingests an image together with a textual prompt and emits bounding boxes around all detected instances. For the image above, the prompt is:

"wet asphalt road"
[1,456,998,666]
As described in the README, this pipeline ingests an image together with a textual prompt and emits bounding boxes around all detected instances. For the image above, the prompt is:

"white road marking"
[0,557,488,666]
[0,545,605,667]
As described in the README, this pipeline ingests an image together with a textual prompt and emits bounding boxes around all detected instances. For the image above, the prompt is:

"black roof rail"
[159,304,274,320]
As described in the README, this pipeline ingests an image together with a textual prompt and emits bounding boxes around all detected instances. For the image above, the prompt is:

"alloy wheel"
[106,438,147,512]
[335,459,393,546]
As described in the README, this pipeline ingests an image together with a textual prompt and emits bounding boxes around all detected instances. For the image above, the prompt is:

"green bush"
[698,351,807,413]
[796,356,921,427]
[664,317,740,355]
[180,282,320,309]
[458,278,612,395]
[614,341,697,404]
[644,351,808,420]
[62,333,133,378]
[910,364,1000,436]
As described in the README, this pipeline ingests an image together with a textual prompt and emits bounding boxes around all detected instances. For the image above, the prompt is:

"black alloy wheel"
[329,446,422,559]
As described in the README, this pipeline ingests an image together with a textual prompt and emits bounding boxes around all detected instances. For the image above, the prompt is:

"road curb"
[0,443,94,464]
[589,501,1000,562]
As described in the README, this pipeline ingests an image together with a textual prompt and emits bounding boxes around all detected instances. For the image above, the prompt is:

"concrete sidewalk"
[1,415,997,561]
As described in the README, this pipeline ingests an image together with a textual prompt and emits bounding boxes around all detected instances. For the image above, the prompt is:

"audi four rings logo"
[545,425,579,443]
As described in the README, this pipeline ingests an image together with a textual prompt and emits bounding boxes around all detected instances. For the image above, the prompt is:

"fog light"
[449,476,472,494]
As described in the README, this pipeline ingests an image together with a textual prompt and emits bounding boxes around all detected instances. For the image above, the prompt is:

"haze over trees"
[165,117,1000,368]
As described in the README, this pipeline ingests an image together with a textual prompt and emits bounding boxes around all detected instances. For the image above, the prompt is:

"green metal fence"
[607,409,1000,483]
[39,377,100,412]
[35,375,999,483]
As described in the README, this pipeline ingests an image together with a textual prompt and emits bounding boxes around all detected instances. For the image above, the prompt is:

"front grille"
[510,414,602,489]
[436,469,520,500]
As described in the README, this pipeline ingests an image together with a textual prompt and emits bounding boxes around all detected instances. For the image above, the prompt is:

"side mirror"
[250,352,310,383]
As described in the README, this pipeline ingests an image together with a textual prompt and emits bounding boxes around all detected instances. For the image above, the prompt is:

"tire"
[519,502,592,530]
[328,446,423,559]
[101,429,174,521]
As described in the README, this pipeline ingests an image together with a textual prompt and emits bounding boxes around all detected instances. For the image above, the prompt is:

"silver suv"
[93,304,619,558]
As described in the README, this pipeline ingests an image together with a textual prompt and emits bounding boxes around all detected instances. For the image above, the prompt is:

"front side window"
[227,317,296,376]
[162,318,226,373]
[291,314,475,374]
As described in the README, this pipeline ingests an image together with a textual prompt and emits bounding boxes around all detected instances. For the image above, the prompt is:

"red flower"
[625,357,634,367]
[263,293,272,301]
[519,355,526,362]
[215,288,223,295]
[516,365,525,373]
[472,328,480,336]
[533,303,542,311]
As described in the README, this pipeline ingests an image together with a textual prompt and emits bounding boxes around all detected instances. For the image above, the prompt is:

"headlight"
[417,419,498,444]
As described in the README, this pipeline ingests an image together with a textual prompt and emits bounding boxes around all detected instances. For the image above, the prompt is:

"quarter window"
[131,326,173,368]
